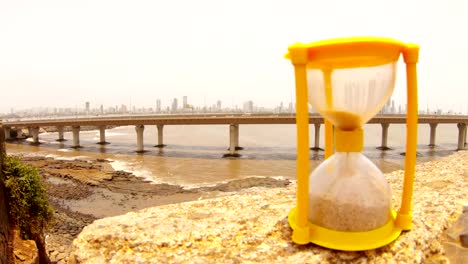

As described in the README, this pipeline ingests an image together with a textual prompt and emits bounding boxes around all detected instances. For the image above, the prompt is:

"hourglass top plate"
[285,36,407,69]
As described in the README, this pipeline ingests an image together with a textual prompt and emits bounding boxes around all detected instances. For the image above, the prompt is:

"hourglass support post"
[396,44,419,230]
[135,125,145,153]
[155,124,166,148]
[56,126,66,142]
[289,46,310,244]
[71,126,81,149]
[428,123,438,147]
[457,123,467,150]
[310,123,323,151]
[377,123,391,150]
[324,120,334,159]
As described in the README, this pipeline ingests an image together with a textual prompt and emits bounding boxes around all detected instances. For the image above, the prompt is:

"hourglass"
[285,37,419,251]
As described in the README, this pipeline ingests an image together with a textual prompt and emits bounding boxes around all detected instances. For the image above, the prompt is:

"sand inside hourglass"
[308,109,391,231]
[322,110,362,130]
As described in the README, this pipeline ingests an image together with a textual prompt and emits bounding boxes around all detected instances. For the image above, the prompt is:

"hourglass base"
[288,207,402,251]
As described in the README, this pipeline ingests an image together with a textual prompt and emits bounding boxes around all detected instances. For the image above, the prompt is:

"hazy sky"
[1,0,467,113]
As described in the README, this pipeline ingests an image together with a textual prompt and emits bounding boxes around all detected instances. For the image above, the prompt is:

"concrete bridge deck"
[2,114,468,127]
[1,114,467,154]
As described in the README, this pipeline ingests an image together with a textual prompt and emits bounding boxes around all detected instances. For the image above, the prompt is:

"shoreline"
[14,154,291,264]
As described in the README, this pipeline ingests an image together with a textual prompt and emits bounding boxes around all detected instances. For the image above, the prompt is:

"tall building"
[121,104,128,113]
[243,100,254,113]
[85,102,90,113]
[171,98,178,112]
[183,96,188,109]
[100,104,104,114]
[156,99,161,112]
[216,100,222,111]
[288,102,294,113]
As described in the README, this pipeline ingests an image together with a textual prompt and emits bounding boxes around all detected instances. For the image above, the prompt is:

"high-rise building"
[121,104,128,113]
[216,100,222,111]
[100,104,104,114]
[183,96,188,109]
[156,99,161,112]
[243,100,254,113]
[85,102,90,113]
[172,98,178,112]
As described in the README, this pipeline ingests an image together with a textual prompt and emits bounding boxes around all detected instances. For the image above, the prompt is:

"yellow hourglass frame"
[286,37,419,251]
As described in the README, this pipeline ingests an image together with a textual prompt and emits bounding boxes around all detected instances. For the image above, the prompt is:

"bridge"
[1,113,467,155]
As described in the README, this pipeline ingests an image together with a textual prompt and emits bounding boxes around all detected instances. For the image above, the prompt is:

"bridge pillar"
[310,123,323,151]
[457,123,467,150]
[27,127,33,138]
[56,126,66,142]
[30,127,40,144]
[71,126,81,148]
[223,124,240,157]
[233,124,243,150]
[136,125,145,153]
[429,123,438,147]
[155,125,165,148]
[97,126,109,145]
[377,123,391,150]
[4,127,11,140]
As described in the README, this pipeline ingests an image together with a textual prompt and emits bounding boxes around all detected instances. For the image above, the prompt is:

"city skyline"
[3,95,467,119]
[1,1,468,113]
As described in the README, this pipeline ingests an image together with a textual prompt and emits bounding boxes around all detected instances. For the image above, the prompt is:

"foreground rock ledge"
[70,151,467,263]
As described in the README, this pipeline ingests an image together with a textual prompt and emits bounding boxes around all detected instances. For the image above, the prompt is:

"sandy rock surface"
[70,151,467,263]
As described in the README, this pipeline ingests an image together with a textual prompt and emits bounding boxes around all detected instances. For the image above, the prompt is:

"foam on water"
[57,148,71,152]
[109,160,163,184]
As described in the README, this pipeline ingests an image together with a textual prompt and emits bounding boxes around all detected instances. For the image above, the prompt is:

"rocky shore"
[15,155,291,264]
[68,151,467,263]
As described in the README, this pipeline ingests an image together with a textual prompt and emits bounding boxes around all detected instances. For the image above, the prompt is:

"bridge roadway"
[1,114,467,154]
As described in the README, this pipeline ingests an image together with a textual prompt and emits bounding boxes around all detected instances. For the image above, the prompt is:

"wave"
[57,148,72,152]
[109,160,163,184]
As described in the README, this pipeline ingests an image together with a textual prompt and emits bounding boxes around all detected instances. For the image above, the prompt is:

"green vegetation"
[2,155,53,239]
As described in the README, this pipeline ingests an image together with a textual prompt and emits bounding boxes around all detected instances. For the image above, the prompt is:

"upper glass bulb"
[307,62,397,129]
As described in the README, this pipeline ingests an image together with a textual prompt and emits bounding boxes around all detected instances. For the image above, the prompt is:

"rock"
[12,230,39,264]
[14,250,27,261]
[86,180,99,186]
[56,252,67,261]
[69,151,468,263]
[460,233,468,248]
